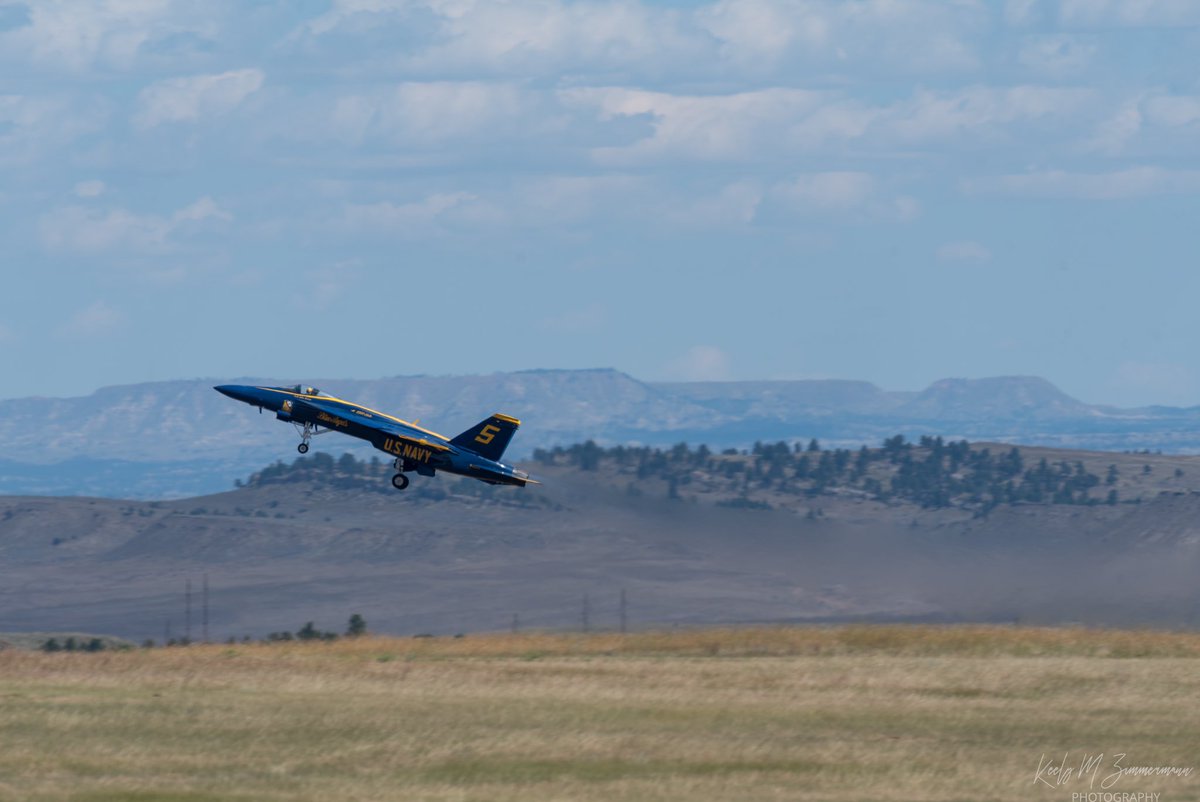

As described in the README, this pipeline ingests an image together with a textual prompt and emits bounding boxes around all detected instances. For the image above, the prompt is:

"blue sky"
[2,0,1199,406]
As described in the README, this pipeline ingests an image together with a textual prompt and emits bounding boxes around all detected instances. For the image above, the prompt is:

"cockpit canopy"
[290,385,322,396]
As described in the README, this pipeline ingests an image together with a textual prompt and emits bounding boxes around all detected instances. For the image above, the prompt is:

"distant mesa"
[0,369,1198,499]
[897,376,1097,421]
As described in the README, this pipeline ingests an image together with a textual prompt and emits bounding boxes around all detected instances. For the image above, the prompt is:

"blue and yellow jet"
[214,384,536,491]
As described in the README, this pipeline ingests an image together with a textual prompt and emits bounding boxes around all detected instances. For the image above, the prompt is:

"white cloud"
[73,179,106,198]
[1017,35,1096,78]
[342,191,499,235]
[1143,95,1200,128]
[328,95,376,146]
[1059,0,1200,27]
[563,87,837,164]
[422,1,697,73]
[665,346,733,382]
[970,167,1200,199]
[1084,99,1142,155]
[60,300,124,339]
[768,173,919,222]
[1004,0,1046,26]
[304,0,984,80]
[0,93,110,167]
[1073,92,1200,154]
[134,68,264,129]
[667,180,763,226]
[41,206,170,252]
[937,240,992,263]
[513,175,764,229]
[307,0,708,77]
[174,196,232,223]
[884,85,1095,144]
[773,172,875,212]
[39,196,232,253]
[304,0,405,36]
[282,82,546,154]
[808,0,984,73]
[365,82,528,145]
[510,175,648,225]
[335,176,768,236]
[563,84,1101,166]
[697,0,828,66]
[303,0,436,38]
[326,171,921,237]
[506,176,765,229]
[0,1,217,72]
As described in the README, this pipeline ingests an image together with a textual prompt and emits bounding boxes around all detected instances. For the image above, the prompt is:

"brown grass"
[2,626,1199,801]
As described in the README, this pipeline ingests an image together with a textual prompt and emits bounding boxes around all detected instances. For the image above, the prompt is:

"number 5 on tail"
[475,424,501,445]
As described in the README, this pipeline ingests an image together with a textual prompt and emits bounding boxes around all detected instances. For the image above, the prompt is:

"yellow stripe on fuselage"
[260,388,452,443]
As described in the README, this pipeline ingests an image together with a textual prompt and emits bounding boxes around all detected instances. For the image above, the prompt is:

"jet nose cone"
[214,385,255,404]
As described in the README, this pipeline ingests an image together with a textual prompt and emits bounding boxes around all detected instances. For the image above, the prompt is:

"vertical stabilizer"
[450,413,520,461]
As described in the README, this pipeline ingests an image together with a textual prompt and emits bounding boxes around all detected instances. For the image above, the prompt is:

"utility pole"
[582,593,590,633]
[202,573,209,644]
[185,578,192,643]
[619,588,627,634]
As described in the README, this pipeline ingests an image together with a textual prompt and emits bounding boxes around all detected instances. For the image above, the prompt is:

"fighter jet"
[214,384,536,491]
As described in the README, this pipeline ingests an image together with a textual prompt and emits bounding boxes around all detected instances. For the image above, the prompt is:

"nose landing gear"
[292,421,323,454]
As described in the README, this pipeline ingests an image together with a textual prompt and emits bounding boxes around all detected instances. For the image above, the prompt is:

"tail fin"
[450,413,520,462]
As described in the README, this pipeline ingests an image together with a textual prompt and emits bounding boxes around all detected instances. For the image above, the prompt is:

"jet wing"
[286,396,452,454]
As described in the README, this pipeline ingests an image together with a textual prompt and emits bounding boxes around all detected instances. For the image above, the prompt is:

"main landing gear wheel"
[391,473,410,490]
[294,421,318,454]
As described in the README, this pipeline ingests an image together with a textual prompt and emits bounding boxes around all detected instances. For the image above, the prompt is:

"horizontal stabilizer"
[468,464,539,487]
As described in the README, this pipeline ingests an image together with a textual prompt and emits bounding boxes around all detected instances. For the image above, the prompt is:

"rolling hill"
[2,440,1199,642]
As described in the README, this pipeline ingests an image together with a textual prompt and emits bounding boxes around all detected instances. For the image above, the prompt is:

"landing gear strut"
[293,421,322,454]
[390,457,410,490]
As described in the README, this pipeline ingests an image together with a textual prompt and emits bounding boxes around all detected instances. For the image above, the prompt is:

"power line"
[202,573,209,644]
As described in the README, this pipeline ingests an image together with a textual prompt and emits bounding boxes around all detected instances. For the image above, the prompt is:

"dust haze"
[3,462,1200,639]
[606,489,1200,630]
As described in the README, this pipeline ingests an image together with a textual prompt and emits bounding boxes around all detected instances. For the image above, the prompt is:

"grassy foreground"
[1,626,1199,801]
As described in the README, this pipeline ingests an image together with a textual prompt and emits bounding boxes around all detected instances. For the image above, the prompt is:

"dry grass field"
[2,626,1199,802]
